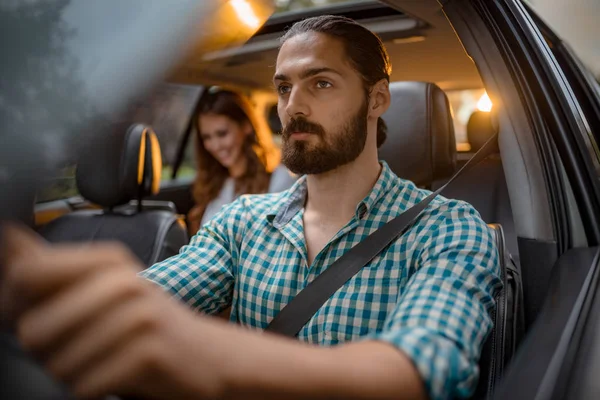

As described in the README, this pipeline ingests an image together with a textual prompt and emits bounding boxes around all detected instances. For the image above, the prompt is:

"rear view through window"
[36,84,203,203]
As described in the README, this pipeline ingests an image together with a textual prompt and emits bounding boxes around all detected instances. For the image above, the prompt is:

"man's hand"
[0,224,426,400]
[0,224,227,399]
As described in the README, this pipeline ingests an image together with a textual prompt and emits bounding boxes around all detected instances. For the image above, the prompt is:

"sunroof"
[255,0,403,37]
[274,0,370,14]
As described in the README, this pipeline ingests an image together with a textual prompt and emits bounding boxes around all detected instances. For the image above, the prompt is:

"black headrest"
[467,111,497,152]
[379,81,456,187]
[76,123,163,208]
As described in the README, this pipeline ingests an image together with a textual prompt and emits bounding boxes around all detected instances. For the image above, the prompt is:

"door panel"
[564,253,600,400]
[493,247,600,400]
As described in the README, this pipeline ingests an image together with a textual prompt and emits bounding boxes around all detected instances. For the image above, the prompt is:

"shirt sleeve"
[371,200,503,400]
[139,198,249,315]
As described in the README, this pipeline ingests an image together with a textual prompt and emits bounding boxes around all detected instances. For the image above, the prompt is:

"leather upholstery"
[40,209,187,266]
[76,123,162,208]
[378,84,522,398]
[467,111,497,152]
[473,224,524,399]
[40,123,187,266]
[379,81,456,187]
[442,111,518,258]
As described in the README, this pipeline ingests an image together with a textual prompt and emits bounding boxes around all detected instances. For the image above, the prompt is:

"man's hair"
[280,15,391,147]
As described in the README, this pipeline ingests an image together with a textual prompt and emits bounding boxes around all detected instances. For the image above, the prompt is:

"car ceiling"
[167,0,483,92]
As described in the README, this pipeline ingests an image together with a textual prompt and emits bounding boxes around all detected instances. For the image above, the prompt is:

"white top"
[200,165,297,226]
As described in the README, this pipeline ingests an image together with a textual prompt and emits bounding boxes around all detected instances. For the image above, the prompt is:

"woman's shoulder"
[268,165,298,193]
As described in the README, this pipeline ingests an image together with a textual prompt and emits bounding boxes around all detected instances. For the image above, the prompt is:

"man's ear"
[369,79,391,119]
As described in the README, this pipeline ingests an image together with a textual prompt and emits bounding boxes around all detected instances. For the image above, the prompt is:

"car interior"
[37,0,516,258]
[16,0,598,398]
[38,123,188,266]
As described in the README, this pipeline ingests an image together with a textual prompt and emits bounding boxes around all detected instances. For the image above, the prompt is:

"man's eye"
[316,81,332,89]
[277,85,291,95]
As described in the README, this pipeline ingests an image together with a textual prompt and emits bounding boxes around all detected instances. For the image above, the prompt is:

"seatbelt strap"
[265,133,500,337]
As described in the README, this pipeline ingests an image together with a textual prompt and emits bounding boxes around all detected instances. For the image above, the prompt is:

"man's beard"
[280,101,368,175]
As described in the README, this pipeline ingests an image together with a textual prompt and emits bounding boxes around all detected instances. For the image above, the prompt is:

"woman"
[187,89,295,234]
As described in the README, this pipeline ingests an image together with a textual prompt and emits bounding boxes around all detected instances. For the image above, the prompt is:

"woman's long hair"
[187,90,280,231]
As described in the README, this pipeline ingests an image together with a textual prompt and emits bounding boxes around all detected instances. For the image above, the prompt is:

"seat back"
[380,83,524,399]
[440,111,518,259]
[39,124,188,266]
[473,224,525,399]
[379,81,456,188]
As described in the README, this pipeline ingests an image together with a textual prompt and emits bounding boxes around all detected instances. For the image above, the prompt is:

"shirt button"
[358,204,367,219]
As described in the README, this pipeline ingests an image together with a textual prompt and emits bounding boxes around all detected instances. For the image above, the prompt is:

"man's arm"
[0,225,424,400]
[0,199,498,400]
[140,198,249,314]
[367,200,503,400]
[215,330,427,400]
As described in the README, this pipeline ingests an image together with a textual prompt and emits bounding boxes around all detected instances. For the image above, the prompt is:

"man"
[0,16,501,400]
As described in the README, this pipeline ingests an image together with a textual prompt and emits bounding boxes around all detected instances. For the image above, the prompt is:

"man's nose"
[285,87,310,118]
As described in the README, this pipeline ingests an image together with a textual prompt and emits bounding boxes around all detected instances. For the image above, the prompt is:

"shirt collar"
[267,161,398,227]
[267,175,308,228]
[356,161,396,219]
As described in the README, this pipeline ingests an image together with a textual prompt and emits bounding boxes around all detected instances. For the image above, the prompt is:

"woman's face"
[199,113,250,171]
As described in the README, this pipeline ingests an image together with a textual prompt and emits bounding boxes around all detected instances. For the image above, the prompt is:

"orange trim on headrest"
[148,131,162,194]
[137,129,148,185]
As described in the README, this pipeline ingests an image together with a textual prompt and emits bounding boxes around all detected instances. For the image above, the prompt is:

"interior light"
[392,36,426,45]
[230,0,260,29]
[456,142,472,152]
[477,92,493,112]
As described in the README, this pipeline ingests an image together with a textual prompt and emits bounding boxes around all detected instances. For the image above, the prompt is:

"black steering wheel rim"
[0,332,74,400]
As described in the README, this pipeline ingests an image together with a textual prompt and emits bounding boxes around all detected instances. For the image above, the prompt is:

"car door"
[491,3,600,399]
[441,0,600,399]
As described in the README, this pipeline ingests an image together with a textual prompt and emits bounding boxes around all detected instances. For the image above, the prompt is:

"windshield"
[274,0,368,13]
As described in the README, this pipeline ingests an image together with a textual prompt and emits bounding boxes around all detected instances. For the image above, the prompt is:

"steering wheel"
[0,1,276,398]
[0,332,126,400]
[0,332,73,399]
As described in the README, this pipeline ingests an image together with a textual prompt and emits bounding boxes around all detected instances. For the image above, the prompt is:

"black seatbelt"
[265,134,500,337]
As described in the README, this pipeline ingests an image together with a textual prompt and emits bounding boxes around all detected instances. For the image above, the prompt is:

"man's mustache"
[282,117,325,138]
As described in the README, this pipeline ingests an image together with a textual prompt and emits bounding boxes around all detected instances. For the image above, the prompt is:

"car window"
[526,6,600,174]
[36,166,79,204]
[35,84,202,203]
[555,45,600,171]
[128,83,203,181]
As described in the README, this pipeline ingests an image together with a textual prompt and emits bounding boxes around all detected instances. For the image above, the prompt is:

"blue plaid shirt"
[141,162,502,400]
